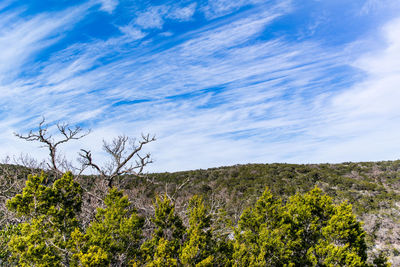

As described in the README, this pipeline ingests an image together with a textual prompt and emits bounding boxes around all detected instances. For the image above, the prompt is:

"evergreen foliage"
[0,224,20,264]
[233,187,370,266]
[6,172,82,266]
[180,196,213,266]
[1,170,391,266]
[141,195,185,265]
[71,188,144,266]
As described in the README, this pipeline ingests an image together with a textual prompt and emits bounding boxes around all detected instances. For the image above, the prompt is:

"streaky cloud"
[1,0,400,172]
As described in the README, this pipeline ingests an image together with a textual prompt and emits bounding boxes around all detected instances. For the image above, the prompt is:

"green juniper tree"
[232,187,290,266]
[6,172,82,266]
[141,195,185,266]
[285,187,368,266]
[71,188,144,266]
[0,224,20,265]
[233,187,377,267]
[180,195,213,266]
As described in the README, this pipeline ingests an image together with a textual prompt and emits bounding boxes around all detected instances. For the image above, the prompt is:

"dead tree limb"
[14,117,90,175]
[79,134,156,188]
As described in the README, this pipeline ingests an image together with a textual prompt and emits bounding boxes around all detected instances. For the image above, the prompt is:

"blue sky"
[1,0,400,172]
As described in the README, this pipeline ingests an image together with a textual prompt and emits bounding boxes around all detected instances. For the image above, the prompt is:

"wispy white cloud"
[200,0,284,19]
[279,16,400,164]
[97,0,119,13]
[0,2,310,170]
[118,25,146,40]
[1,1,400,172]
[166,3,197,21]
[360,0,400,15]
[0,6,87,84]
[0,4,91,147]
[134,3,198,30]
[135,6,168,29]
[0,0,13,11]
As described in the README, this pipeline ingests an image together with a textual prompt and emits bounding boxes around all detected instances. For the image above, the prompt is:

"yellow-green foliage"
[180,196,213,266]
[0,224,20,263]
[72,188,144,266]
[141,195,185,265]
[233,187,369,267]
[73,245,109,266]
[6,172,82,266]
[7,172,52,217]
[147,238,178,267]
[2,170,390,266]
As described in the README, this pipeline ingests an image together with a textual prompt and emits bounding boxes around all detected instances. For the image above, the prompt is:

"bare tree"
[10,118,157,227]
[79,134,156,188]
[14,117,90,176]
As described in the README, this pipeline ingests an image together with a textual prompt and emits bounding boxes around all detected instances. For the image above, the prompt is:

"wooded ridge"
[1,160,399,265]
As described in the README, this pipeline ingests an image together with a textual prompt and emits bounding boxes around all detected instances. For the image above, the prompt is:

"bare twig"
[14,117,90,175]
[79,134,156,188]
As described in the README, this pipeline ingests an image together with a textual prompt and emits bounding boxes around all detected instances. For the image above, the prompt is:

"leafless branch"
[14,117,90,175]
[78,149,105,176]
[79,134,156,188]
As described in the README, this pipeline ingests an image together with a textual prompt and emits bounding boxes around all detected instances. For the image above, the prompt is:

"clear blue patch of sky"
[8,0,81,14]
[31,12,120,66]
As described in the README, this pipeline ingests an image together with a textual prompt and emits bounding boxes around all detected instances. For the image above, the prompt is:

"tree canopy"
[1,169,390,266]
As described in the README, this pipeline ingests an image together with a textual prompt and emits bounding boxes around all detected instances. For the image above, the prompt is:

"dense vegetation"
[0,121,399,265]
[0,170,391,266]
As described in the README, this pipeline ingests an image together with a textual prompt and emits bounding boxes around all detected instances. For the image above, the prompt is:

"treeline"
[143,161,400,216]
[0,172,390,266]
[0,120,398,265]
[138,161,400,261]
